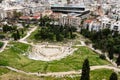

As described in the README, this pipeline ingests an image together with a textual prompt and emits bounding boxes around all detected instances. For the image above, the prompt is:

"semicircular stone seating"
[28,43,77,61]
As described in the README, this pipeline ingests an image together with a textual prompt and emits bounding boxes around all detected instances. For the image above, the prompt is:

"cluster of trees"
[80,59,118,80]
[2,24,25,40]
[2,25,17,33]
[35,16,77,41]
[0,34,5,39]
[39,16,52,27]
[35,25,76,41]
[22,22,30,28]
[81,28,120,66]
[12,30,20,40]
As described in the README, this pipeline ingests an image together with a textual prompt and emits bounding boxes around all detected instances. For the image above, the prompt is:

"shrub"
[85,40,91,45]
[99,54,106,60]
[0,42,4,48]
[0,59,8,66]
[0,34,5,39]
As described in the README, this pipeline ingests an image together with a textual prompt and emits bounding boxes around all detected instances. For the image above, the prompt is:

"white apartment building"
[84,15,120,33]
[84,19,101,32]
[111,21,120,33]
[59,14,81,31]
[0,7,7,20]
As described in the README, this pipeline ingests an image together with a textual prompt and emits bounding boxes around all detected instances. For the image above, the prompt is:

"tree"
[3,25,9,33]
[0,34,5,39]
[0,42,4,48]
[12,33,17,40]
[16,30,20,39]
[12,30,20,40]
[13,11,22,19]
[25,24,30,28]
[109,72,118,80]
[21,29,24,34]
[116,54,120,66]
[80,59,90,80]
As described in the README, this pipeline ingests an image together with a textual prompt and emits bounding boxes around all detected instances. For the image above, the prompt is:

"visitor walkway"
[19,26,37,45]
[0,65,119,77]
[0,41,8,53]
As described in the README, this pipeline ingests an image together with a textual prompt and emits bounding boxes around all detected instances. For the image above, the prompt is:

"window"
[102,23,105,28]
[106,24,111,29]
[114,26,118,31]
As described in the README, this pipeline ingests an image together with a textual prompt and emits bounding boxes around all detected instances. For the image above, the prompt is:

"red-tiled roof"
[33,16,40,19]
[20,16,40,20]
[85,20,93,23]
[20,16,29,20]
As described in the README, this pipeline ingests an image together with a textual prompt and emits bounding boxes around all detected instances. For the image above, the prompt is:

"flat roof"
[51,3,85,8]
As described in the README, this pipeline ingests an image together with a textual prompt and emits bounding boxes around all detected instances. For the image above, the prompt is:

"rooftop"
[51,3,85,8]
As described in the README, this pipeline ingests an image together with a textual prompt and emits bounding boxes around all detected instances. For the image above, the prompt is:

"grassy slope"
[27,27,39,43]
[44,69,120,80]
[0,67,9,76]
[0,42,109,72]
[0,68,119,80]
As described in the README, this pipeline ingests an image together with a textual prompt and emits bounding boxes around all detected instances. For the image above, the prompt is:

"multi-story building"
[0,7,7,20]
[51,4,90,14]
[59,14,81,31]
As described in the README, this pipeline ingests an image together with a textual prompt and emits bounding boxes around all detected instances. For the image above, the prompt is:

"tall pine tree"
[109,72,118,80]
[80,59,90,80]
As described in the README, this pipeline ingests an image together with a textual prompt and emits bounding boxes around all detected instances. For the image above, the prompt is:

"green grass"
[0,69,119,80]
[51,69,120,80]
[0,69,40,80]
[43,69,120,80]
[27,27,39,43]
[90,69,114,80]
[0,67,9,76]
[0,42,109,72]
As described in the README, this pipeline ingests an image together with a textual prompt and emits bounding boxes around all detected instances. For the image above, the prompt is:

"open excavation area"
[28,43,77,61]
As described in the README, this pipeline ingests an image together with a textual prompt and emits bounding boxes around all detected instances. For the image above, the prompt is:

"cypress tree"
[109,72,118,80]
[16,30,20,39]
[116,54,120,66]
[108,50,114,60]
[80,59,90,80]
[21,29,24,34]
[13,33,17,40]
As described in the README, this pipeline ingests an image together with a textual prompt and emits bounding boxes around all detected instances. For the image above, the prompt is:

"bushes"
[0,34,5,39]
[85,40,91,45]
[0,42,4,48]
[99,54,106,60]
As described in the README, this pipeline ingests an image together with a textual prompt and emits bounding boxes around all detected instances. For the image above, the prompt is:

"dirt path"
[0,65,119,77]
[86,42,117,67]
[0,26,37,53]
[0,41,8,53]
[19,26,37,45]
[76,41,117,67]
[77,41,118,67]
